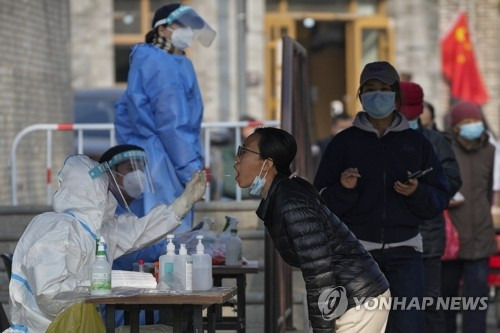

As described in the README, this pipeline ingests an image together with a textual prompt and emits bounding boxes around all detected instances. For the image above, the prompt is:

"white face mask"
[170,27,194,50]
[121,170,146,199]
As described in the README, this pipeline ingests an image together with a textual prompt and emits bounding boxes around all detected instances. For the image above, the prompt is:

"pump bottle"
[225,229,242,266]
[91,236,112,295]
[174,243,193,292]
[159,234,176,285]
[192,235,213,291]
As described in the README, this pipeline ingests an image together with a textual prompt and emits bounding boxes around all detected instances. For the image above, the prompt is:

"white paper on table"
[111,270,157,289]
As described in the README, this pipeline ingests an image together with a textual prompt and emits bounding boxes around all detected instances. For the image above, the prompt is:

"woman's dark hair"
[145,3,181,43]
[357,81,402,110]
[254,127,297,176]
[145,29,158,43]
[423,100,440,131]
[423,101,435,120]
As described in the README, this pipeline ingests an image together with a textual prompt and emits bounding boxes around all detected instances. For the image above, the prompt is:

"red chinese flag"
[441,11,489,105]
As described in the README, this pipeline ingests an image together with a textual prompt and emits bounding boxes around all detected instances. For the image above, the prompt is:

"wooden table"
[86,287,236,333]
[212,261,260,332]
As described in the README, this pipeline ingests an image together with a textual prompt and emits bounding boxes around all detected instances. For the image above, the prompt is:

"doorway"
[265,12,394,141]
[297,21,346,140]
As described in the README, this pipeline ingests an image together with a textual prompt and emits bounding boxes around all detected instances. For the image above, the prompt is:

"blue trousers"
[441,258,490,333]
[423,256,446,333]
[370,246,424,333]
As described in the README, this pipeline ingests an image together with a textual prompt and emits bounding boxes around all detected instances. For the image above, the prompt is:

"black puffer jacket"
[256,173,389,333]
[419,127,462,257]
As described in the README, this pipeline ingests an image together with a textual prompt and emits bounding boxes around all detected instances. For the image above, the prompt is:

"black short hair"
[98,144,144,164]
[253,127,297,176]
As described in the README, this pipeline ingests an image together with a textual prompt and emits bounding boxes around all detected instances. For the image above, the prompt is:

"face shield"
[89,150,155,213]
[154,6,216,47]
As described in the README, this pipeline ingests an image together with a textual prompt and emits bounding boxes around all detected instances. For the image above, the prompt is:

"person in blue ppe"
[114,3,216,232]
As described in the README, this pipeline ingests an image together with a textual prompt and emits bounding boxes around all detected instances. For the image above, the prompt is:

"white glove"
[172,170,207,219]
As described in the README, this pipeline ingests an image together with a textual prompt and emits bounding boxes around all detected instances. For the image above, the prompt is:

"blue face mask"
[361,91,396,119]
[459,122,484,141]
[408,119,419,130]
[249,161,268,197]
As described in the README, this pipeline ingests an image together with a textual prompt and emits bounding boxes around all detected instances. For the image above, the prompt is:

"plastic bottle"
[192,235,213,291]
[154,261,159,282]
[138,259,145,272]
[159,234,176,285]
[219,216,240,261]
[174,243,193,292]
[225,229,242,266]
[91,237,111,295]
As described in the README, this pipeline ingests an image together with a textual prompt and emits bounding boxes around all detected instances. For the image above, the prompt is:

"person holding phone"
[314,61,450,332]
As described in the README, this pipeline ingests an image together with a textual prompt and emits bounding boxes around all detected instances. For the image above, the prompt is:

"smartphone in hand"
[401,167,433,184]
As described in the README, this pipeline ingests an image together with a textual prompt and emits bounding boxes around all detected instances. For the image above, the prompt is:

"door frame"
[265,12,394,119]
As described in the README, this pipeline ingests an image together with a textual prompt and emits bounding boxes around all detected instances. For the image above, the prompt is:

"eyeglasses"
[236,145,260,157]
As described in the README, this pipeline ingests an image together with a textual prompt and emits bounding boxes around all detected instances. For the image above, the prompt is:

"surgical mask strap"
[109,169,131,214]
[258,160,268,178]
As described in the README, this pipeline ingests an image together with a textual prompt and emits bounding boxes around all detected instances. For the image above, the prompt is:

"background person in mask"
[3,155,206,333]
[441,101,496,333]
[400,82,462,333]
[114,3,216,232]
[314,61,450,332]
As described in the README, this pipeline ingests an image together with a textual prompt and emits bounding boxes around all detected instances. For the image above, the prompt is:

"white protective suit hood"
[4,155,180,333]
[53,155,117,234]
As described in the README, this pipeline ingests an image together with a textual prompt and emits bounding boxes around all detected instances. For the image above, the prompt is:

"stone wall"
[70,0,114,89]
[189,0,267,122]
[0,0,73,205]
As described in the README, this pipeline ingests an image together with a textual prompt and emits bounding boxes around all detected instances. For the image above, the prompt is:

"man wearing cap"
[114,3,216,232]
[400,82,462,333]
[442,101,496,333]
[315,61,450,332]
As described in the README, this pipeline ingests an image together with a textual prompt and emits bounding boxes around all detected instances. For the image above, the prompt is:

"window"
[113,0,185,83]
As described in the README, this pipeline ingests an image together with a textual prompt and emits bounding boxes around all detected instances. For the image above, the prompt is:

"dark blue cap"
[360,61,400,86]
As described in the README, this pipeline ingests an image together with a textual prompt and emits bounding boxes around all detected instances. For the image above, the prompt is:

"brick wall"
[0,0,72,205]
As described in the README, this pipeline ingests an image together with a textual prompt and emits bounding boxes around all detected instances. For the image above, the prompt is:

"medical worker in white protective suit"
[114,3,216,232]
[3,155,206,333]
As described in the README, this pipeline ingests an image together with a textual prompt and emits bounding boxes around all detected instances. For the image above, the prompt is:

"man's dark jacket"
[419,127,462,257]
[314,112,451,244]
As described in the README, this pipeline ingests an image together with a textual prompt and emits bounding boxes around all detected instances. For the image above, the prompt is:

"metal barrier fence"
[10,120,280,205]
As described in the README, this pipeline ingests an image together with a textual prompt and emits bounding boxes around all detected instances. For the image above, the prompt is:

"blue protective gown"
[115,43,204,232]
[110,198,166,326]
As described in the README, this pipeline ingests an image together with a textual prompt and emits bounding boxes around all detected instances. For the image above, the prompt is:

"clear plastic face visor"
[154,6,216,47]
[89,150,155,211]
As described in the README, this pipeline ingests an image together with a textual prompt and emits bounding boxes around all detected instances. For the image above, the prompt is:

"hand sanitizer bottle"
[159,234,176,285]
[91,236,111,295]
[192,235,213,291]
[174,243,193,292]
